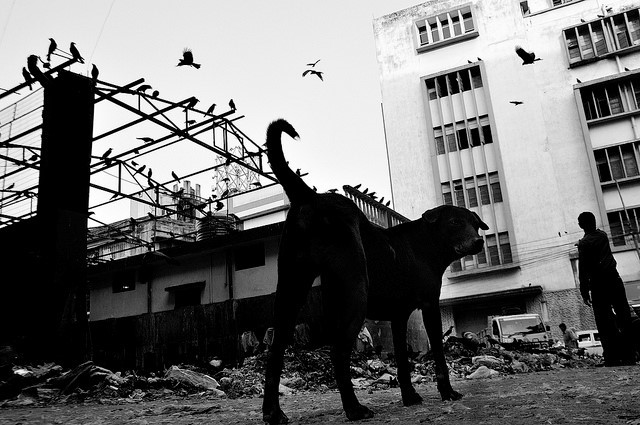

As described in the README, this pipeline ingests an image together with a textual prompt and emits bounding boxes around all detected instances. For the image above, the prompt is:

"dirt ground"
[1,365,639,425]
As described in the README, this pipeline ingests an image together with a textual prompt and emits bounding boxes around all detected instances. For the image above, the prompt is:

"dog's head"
[422,205,489,258]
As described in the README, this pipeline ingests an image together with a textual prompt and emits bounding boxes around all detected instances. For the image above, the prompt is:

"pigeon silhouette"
[91,64,99,83]
[22,67,33,90]
[171,171,180,182]
[177,48,201,69]
[70,42,84,63]
[184,97,199,110]
[229,99,236,110]
[101,148,113,159]
[47,38,57,62]
[509,100,523,105]
[306,59,321,67]
[137,84,152,93]
[302,69,324,81]
[206,103,216,115]
[137,137,154,143]
[515,45,541,65]
[151,90,160,98]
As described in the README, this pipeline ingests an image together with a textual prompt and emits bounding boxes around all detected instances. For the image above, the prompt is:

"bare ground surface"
[1,365,640,425]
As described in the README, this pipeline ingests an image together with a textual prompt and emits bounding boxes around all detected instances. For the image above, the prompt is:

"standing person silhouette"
[577,211,635,366]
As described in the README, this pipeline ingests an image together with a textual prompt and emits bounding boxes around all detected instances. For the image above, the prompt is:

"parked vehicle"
[478,313,553,349]
[576,329,603,355]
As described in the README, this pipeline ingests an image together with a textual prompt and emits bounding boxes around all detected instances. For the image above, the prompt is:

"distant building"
[373,0,640,341]
[86,182,407,370]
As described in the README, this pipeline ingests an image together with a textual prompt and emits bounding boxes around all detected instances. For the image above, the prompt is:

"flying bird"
[151,90,160,98]
[91,64,99,83]
[306,59,321,67]
[47,38,57,62]
[229,99,236,110]
[177,48,201,69]
[22,67,33,90]
[70,42,84,63]
[184,97,199,110]
[171,171,180,182]
[206,103,216,115]
[137,84,152,93]
[302,69,324,81]
[509,100,523,105]
[137,137,154,143]
[515,45,541,65]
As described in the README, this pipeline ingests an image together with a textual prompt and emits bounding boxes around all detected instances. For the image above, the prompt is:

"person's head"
[559,323,567,332]
[578,211,596,231]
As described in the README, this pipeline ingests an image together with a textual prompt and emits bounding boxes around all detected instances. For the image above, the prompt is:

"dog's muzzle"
[455,238,484,256]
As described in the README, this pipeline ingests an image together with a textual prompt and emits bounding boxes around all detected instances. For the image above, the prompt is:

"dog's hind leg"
[263,256,317,425]
[391,316,423,406]
[321,252,374,421]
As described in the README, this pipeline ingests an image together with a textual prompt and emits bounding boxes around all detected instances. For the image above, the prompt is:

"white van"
[576,329,603,355]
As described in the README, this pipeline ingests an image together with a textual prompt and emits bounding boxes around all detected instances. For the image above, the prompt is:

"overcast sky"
[0,0,420,223]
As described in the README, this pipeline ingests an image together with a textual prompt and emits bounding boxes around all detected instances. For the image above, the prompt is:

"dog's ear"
[473,211,489,230]
[422,205,446,224]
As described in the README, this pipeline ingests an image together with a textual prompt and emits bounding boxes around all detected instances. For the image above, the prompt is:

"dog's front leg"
[421,306,462,401]
[391,317,422,406]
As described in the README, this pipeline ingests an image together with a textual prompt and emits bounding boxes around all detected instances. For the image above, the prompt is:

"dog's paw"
[440,388,463,401]
[263,407,289,424]
[345,404,374,421]
[402,391,423,406]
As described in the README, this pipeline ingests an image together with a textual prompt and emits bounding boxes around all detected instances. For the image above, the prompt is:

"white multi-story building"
[374,0,640,337]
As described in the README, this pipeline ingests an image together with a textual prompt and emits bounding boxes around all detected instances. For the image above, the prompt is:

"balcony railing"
[342,185,408,229]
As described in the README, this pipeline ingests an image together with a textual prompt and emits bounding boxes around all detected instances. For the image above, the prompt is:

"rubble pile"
[0,342,604,407]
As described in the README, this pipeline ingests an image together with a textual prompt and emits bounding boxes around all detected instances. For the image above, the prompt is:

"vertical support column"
[34,70,94,366]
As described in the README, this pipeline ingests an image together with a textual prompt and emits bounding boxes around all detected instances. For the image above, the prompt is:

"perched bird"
[136,164,146,174]
[147,168,153,179]
[353,183,362,189]
[22,67,33,90]
[576,78,582,83]
[302,69,324,81]
[215,201,224,211]
[206,103,217,115]
[27,55,50,87]
[70,42,84,63]
[251,181,262,187]
[295,168,301,176]
[47,38,57,62]
[467,59,473,64]
[328,188,338,193]
[509,100,523,105]
[171,171,180,182]
[477,57,482,61]
[184,97,199,110]
[177,48,201,69]
[362,188,368,195]
[625,67,631,71]
[131,160,138,166]
[580,18,586,23]
[137,84,152,93]
[306,59,321,67]
[229,99,236,110]
[515,45,541,65]
[151,90,160,98]
[101,148,113,159]
[379,197,385,204]
[137,137,154,143]
[385,200,391,207]
[91,64,99,83]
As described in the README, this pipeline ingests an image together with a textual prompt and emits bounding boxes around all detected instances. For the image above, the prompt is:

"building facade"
[374,0,640,341]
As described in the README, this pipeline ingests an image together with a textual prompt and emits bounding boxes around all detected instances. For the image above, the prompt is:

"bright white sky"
[0,0,420,224]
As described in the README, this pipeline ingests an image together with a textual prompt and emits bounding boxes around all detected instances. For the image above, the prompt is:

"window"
[564,8,640,66]
[424,66,482,101]
[593,141,640,182]
[166,281,205,309]
[486,232,513,266]
[416,5,477,51]
[581,77,640,120]
[431,115,492,155]
[112,270,136,293]
[441,172,503,209]
[607,207,640,247]
[234,242,265,270]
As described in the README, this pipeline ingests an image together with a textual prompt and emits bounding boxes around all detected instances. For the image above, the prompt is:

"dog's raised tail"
[266,119,315,203]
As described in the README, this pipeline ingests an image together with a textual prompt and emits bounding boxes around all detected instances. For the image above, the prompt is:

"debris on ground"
[0,338,605,408]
